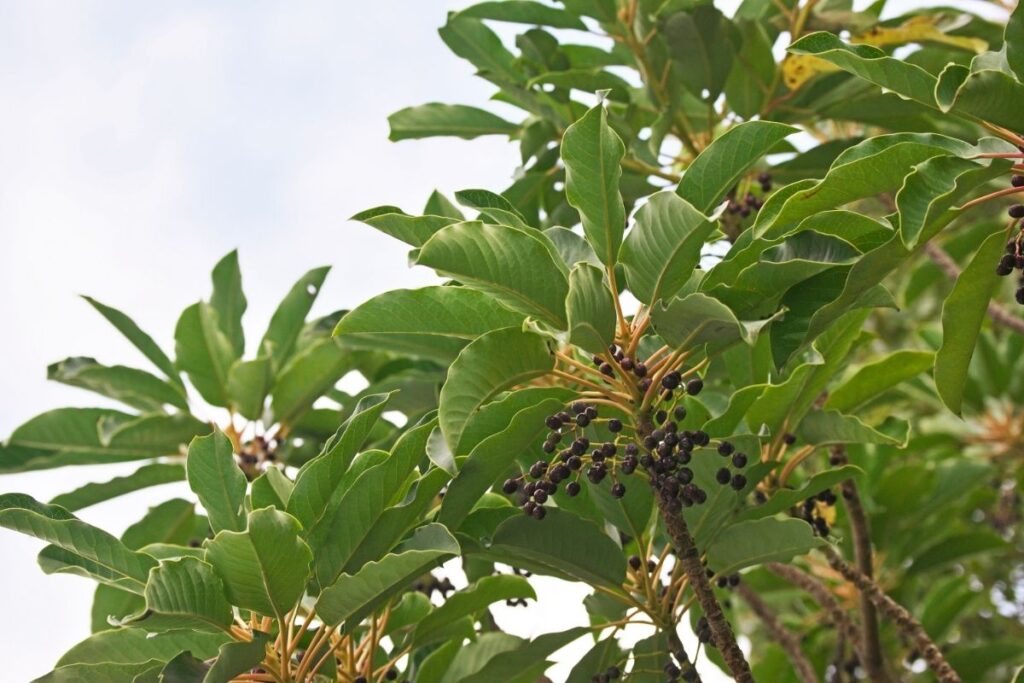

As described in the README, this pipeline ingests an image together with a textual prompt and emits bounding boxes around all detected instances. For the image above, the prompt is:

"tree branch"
[820,546,962,683]
[829,446,887,682]
[734,582,818,683]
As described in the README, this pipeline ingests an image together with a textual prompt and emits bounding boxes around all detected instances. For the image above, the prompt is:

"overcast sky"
[0,1,1005,680]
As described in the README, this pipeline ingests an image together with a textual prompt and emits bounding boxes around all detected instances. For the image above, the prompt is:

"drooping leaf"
[50,463,186,512]
[335,286,525,362]
[562,103,625,267]
[174,302,235,407]
[57,629,226,666]
[651,293,761,353]
[936,229,1007,414]
[47,357,188,411]
[457,1,587,30]
[457,627,590,683]
[413,574,535,646]
[350,206,459,248]
[270,338,352,427]
[416,221,569,327]
[620,191,717,305]
[437,327,555,451]
[204,632,271,683]
[389,103,519,141]
[81,296,183,389]
[133,557,233,633]
[250,467,292,511]
[205,507,312,621]
[567,263,616,355]
[225,358,272,420]
[796,410,909,446]
[825,350,935,412]
[936,62,1024,132]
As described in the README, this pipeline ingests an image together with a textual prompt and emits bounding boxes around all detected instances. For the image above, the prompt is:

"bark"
[821,546,961,683]
[735,582,818,683]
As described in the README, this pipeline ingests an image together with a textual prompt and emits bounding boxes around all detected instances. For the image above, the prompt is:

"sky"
[0,0,1006,680]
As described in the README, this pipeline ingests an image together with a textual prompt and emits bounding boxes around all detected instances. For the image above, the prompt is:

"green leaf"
[91,584,145,632]
[315,524,460,626]
[566,263,616,355]
[620,191,717,305]
[47,357,188,411]
[738,465,862,522]
[209,251,246,359]
[825,350,935,412]
[389,103,519,141]
[567,637,624,683]
[796,410,909,446]
[651,293,760,353]
[414,575,535,646]
[663,6,736,100]
[185,430,246,534]
[310,419,434,585]
[439,16,521,86]
[437,633,524,683]
[270,338,352,427]
[351,206,459,248]
[50,463,186,512]
[425,190,465,219]
[225,358,272,420]
[158,651,209,681]
[0,493,156,593]
[936,229,1007,414]
[457,1,587,30]
[250,467,292,511]
[630,632,669,683]
[58,629,226,665]
[205,507,312,621]
[562,102,626,266]
[788,32,938,107]
[335,286,525,363]
[416,221,568,327]
[135,557,233,633]
[438,327,555,451]
[706,517,823,575]
[174,302,235,407]
[34,661,166,683]
[676,123,796,215]
[480,509,626,590]
[258,266,330,372]
[546,226,601,268]
[439,397,565,529]
[204,632,271,683]
[122,499,201,550]
[454,188,532,231]
[288,393,392,532]
[936,62,1024,132]
[724,19,775,118]
[82,296,183,389]
[457,628,589,683]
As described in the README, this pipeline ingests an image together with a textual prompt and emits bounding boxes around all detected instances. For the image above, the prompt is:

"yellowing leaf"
[782,53,841,90]
[853,17,987,54]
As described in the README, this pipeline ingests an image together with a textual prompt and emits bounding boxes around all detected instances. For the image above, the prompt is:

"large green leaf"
[439,397,564,529]
[315,524,459,626]
[663,5,736,100]
[57,629,226,665]
[706,517,823,575]
[825,350,935,412]
[209,251,246,359]
[620,192,717,305]
[651,292,760,353]
[351,206,459,248]
[204,633,271,683]
[936,62,1024,132]
[250,467,292,511]
[738,465,862,521]
[416,221,568,327]
[185,430,245,534]
[33,661,165,683]
[796,410,909,447]
[562,103,625,267]
[413,574,535,646]
[454,188,532,231]
[287,393,392,533]
[438,327,555,451]
[335,286,525,362]
[0,493,156,594]
[50,463,186,512]
[310,419,434,585]
[134,557,233,633]
[936,229,1007,414]
[82,296,183,390]
[389,103,519,140]
[174,302,235,407]
[270,338,352,427]
[205,507,312,621]
[566,263,616,355]
[257,265,330,372]
[567,636,624,683]
[457,1,587,29]
[723,18,776,118]
[47,357,188,411]
[122,499,202,550]
[439,15,522,86]
[457,628,590,683]
[676,120,797,216]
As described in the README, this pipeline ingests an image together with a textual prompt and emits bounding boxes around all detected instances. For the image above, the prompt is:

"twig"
[735,582,818,683]
[830,446,888,683]
[820,546,962,683]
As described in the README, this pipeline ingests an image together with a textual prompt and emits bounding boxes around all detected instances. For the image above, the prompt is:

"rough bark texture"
[821,547,961,683]
[829,446,887,682]
[735,582,818,683]
[658,492,754,682]
[766,562,866,668]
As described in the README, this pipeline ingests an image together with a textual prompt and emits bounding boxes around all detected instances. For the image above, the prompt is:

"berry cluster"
[797,489,837,537]
[413,573,454,598]
[725,172,771,219]
[236,435,279,481]
[664,658,699,682]
[589,665,621,682]
[996,192,1024,304]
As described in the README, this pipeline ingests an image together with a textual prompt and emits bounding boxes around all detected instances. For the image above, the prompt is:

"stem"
[829,446,887,683]
[765,563,867,668]
[735,583,818,683]
[667,629,704,683]
[820,547,962,683]
[657,491,754,682]
[960,184,1024,210]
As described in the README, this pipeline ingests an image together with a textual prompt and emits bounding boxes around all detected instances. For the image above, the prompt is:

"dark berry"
[997,254,1015,276]
[533,489,548,504]
[607,666,621,679]
[601,442,617,457]
[386,670,398,681]
[662,371,681,390]
[621,457,638,474]
[611,483,626,498]
[1017,287,1024,305]
[608,418,623,433]
[587,464,607,483]
[628,555,642,570]
[677,467,693,485]
[731,474,747,490]
[1010,204,1024,218]
[634,362,648,377]
[545,415,562,430]
[567,455,582,470]
[783,433,797,445]
[716,467,731,485]
[656,409,668,423]
[692,430,709,446]
[732,452,748,468]
[542,440,556,454]
[566,481,581,497]
[502,479,518,494]
[585,406,598,419]
[572,402,588,414]
[685,378,704,395]
[576,414,591,427]
[673,405,687,420]
[599,363,614,376]
[531,505,547,520]
[571,438,588,455]
[717,441,734,456]
[620,357,634,371]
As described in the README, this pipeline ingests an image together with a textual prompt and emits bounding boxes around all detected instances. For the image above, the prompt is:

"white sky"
[0,0,1006,680]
